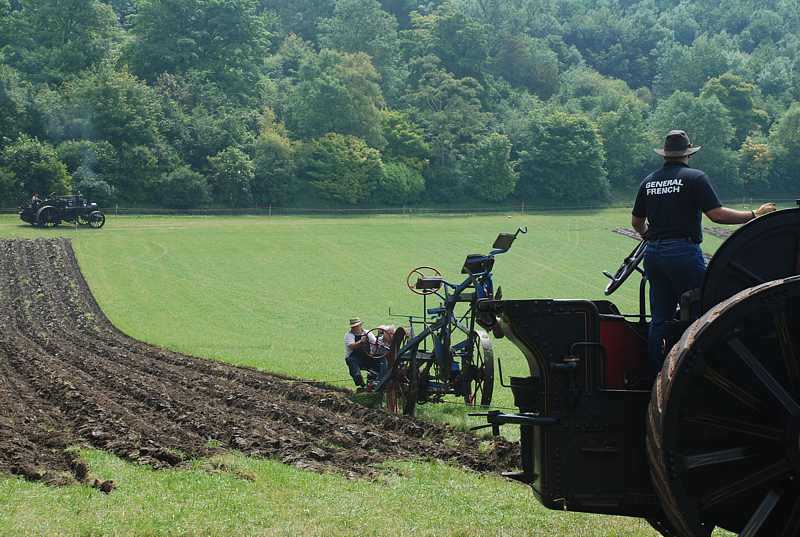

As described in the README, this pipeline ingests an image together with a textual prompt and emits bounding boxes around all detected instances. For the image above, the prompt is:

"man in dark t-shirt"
[631,130,776,373]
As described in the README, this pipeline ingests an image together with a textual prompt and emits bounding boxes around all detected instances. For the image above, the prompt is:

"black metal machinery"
[19,193,106,228]
[477,204,800,536]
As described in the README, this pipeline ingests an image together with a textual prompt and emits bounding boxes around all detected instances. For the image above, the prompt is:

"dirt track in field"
[0,239,518,488]
[703,226,733,239]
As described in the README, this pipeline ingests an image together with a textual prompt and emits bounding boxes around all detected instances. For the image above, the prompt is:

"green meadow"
[0,211,735,536]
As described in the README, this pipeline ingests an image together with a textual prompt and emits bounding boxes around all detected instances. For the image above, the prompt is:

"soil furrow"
[0,239,518,487]
[16,321,438,462]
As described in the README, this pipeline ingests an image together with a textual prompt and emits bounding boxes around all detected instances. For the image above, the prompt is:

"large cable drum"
[647,276,800,536]
[701,208,800,312]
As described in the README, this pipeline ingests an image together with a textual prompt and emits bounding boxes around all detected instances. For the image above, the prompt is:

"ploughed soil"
[0,239,518,488]
[703,226,733,239]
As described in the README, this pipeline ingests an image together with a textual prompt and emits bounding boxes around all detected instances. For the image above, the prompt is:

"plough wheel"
[463,330,494,407]
[647,276,800,536]
[384,327,418,416]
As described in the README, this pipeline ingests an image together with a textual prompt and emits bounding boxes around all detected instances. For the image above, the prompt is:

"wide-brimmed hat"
[349,317,363,328]
[654,130,702,157]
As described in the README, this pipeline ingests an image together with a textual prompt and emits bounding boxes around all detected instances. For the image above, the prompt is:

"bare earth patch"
[702,226,733,239]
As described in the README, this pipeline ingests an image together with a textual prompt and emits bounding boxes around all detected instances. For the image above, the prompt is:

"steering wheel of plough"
[603,240,646,296]
[365,327,392,360]
[406,266,442,296]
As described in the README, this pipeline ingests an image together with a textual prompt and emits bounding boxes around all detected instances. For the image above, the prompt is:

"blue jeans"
[345,350,388,386]
[644,240,706,374]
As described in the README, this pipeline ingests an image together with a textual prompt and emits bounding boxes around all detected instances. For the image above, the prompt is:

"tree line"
[0,0,799,209]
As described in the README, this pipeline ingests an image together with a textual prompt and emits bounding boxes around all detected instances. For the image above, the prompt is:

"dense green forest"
[0,0,799,208]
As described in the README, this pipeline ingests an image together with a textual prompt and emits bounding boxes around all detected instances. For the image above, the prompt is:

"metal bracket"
[498,357,510,388]
[470,410,558,436]
[497,358,538,390]
[550,357,579,371]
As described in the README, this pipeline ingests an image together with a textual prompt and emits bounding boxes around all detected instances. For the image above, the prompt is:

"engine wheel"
[647,276,800,536]
[701,208,800,311]
[77,213,90,226]
[88,211,105,229]
[463,330,494,407]
[37,208,58,228]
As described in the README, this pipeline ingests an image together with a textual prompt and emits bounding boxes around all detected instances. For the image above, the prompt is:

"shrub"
[156,166,208,209]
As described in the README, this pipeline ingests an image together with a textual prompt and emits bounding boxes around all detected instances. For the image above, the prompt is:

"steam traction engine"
[478,204,800,536]
[19,193,105,228]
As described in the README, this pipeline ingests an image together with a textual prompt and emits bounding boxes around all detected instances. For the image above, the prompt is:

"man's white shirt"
[344,330,376,358]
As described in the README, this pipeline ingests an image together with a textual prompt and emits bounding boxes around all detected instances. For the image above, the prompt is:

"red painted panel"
[599,317,647,388]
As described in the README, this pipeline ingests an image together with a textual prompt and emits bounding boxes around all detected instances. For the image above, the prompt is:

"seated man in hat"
[631,129,776,375]
[344,317,388,391]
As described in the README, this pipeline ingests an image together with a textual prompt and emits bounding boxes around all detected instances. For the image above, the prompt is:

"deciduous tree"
[0,136,71,203]
[0,63,30,144]
[597,105,651,189]
[738,135,773,196]
[41,68,164,148]
[561,1,666,89]
[301,133,383,204]
[286,50,386,148]
[379,0,416,29]
[375,161,425,204]
[155,165,209,209]
[260,0,334,40]
[56,140,117,204]
[253,131,298,207]
[493,35,559,98]
[558,68,650,189]
[768,102,800,193]
[517,109,609,203]
[407,3,489,79]
[128,0,271,98]
[2,0,120,83]
[403,55,490,197]
[654,34,738,98]
[701,72,768,147]
[36,68,175,202]
[207,147,255,207]
[381,110,430,171]
[464,132,517,202]
[318,0,402,97]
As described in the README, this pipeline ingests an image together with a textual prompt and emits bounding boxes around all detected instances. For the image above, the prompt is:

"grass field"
[0,210,736,536]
